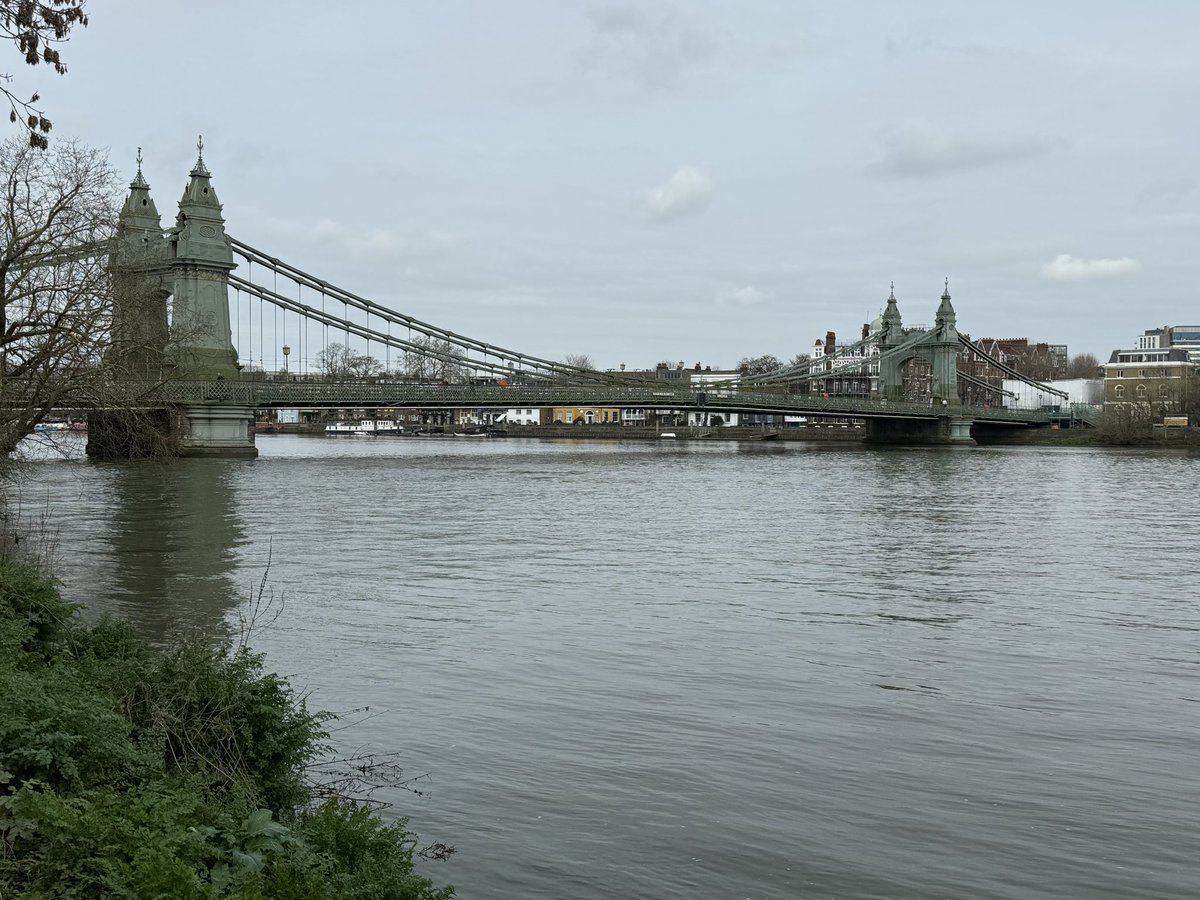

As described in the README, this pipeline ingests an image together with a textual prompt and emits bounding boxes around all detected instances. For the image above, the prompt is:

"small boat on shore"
[325,420,404,436]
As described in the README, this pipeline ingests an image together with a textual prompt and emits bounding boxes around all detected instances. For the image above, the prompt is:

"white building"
[499,407,540,425]
[811,331,880,397]
[621,407,648,426]
[1135,325,1200,363]
[686,369,741,426]
[1002,378,1102,410]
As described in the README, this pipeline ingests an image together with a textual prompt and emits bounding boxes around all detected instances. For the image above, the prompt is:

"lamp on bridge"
[282,344,291,374]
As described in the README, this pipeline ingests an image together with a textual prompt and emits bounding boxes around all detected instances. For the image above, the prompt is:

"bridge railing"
[111,379,1046,422]
[48,377,1050,424]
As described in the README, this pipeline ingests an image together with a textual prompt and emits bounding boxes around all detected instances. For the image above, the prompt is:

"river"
[10,434,1199,899]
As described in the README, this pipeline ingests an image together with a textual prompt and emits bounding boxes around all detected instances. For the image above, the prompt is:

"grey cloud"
[871,119,1057,177]
[581,3,716,88]
[587,4,649,34]
[1134,176,1196,212]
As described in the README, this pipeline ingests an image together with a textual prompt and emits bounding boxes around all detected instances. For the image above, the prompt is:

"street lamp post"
[282,344,291,375]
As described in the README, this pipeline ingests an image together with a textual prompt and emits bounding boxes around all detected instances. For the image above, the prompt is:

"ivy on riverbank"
[0,561,453,898]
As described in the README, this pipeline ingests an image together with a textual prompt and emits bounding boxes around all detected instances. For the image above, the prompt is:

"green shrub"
[255,801,455,900]
[0,660,155,794]
[0,563,454,898]
[126,641,329,812]
[0,561,76,660]
[1,778,239,898]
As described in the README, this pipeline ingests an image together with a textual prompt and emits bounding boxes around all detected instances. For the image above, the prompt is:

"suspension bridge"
[91,144,1058,457]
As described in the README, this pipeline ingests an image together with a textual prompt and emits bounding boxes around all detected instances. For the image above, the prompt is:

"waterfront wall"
[258,422,866,442]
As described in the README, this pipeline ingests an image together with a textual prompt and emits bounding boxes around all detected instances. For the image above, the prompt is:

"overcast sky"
[27,0,1200,369]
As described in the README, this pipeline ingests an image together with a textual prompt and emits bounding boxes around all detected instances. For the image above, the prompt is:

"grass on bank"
[0,560,453,898]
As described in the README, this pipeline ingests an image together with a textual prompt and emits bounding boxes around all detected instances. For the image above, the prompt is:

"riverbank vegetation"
[0,560,453,898]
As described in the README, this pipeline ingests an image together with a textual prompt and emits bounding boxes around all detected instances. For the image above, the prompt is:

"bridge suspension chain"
[957,335,1068,399]
[228,237,633,384]
[695,330,885,392]
[957,369,1016,398]
[741,327,943,391]
[755,334,884,388]
[228,274,604,383]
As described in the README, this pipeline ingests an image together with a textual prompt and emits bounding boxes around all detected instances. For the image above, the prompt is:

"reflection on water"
[101,459,246,640]
[10,435,246,642]
[12,435,1200,899]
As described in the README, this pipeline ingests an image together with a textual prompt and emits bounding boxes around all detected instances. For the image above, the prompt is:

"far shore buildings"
[1103,325,1200,421]
[273,317,1200,431]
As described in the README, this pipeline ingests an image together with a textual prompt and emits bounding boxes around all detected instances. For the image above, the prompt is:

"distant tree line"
[313,339,468,382]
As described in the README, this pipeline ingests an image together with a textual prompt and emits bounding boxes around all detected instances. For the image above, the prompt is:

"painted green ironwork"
[82,377,1047,425]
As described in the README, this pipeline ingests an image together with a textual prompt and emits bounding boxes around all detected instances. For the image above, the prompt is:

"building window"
[1135,384,1147,399]
[1114,385,1125,398]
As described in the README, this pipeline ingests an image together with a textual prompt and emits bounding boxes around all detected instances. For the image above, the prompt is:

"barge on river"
[325,420,405,436]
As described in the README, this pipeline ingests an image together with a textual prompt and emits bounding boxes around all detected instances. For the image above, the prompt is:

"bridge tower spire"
[108,148,170,375]
[167,136,240,378]
[877,281,906,401]
[929,277,961,414]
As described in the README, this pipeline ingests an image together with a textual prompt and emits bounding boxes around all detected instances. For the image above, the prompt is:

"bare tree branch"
[1,1,89,148]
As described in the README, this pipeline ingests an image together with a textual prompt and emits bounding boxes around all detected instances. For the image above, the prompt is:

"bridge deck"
[113,378,1048,425]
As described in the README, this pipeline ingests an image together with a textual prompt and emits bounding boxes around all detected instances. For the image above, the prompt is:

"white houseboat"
[325,420,404,436]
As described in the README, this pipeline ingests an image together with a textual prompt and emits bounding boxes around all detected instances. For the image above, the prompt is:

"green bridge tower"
[868,281,974,444]
[90,141,256,458]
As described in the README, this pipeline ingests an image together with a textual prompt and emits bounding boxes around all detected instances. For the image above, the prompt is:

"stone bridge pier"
[862,415,974,444]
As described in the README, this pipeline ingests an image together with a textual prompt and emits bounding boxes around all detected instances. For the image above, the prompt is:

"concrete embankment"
[977,426,1199,448]
[255,422,865,442]
[501,424,864,442]
[258,421,1200,448]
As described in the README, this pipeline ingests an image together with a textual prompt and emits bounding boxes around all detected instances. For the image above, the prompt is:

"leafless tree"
[0,136,117,453]
[1098,401,1157,444]
[562,352,595,370]
[315,342,383,379]
[402,336,466,383]
[1064,352,1100,379]
[2,0,89,149]
[737,354,783,376]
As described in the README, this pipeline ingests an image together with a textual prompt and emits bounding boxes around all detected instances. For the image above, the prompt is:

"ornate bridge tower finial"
[880,279,903,338]
[936,276,956,325]
[131,147,148,189]
[190,133,210,178]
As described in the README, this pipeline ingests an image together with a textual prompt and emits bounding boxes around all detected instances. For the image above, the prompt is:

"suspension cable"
[958,335,1068,398]
[229,275,571,382]
[229,237,631,383]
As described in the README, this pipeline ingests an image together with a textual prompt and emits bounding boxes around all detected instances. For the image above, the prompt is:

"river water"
[10,434,1200,899]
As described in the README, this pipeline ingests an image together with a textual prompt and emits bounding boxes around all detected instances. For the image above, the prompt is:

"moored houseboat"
[324,420,404,436]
